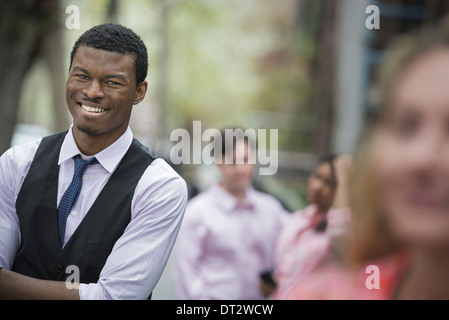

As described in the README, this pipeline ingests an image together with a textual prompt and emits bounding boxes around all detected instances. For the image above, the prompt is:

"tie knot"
[73,155,98,177]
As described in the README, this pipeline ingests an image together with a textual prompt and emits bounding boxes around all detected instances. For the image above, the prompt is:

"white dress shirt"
[0,126,187,299]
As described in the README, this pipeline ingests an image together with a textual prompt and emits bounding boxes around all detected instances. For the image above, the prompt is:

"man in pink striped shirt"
[172,132,289,300]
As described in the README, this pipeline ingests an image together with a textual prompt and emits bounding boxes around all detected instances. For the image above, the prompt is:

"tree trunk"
[105,0,120,23]
[0,0,59,153]
[156,0,170,143]
[42,21,71,133]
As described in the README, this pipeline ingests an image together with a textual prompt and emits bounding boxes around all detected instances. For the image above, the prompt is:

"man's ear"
[134,81,148,105]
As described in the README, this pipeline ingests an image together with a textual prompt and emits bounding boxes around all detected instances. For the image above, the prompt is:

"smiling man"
[0,23,187,299]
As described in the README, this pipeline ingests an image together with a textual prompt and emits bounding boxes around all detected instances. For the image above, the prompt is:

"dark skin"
[307,162,337,220]
[0,45,148,299]
[259,155,352,298]
[66,45,148,155]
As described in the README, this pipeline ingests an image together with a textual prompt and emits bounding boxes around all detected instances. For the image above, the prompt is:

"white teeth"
[81,104,106,113]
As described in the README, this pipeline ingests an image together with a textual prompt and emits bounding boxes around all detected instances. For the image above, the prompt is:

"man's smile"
[77,102,108,115]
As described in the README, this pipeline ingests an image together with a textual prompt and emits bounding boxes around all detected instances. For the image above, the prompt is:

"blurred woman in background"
[260,154,351,299]
[283,18,449,300]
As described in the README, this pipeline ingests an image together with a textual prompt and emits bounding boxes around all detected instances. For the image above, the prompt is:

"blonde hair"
[345,18,449,266]
[345,130,401,265]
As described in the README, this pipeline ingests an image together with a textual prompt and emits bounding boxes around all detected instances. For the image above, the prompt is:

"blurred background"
[2,0,449,298]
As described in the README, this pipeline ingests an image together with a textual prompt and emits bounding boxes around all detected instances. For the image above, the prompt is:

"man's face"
[66,45,147,142]
[219,141,255,194]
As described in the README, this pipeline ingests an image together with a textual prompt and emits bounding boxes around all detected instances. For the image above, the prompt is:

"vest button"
[55,264,63,272]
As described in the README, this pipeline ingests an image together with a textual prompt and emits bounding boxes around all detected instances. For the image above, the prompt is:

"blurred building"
[273,0,449,178]
[256,0,449,210]
[327,0,449,153]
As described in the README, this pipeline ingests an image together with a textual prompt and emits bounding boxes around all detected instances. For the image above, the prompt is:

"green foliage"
[17,0,318,208]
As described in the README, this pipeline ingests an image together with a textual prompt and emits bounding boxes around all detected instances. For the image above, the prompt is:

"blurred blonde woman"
[284,18,449,300]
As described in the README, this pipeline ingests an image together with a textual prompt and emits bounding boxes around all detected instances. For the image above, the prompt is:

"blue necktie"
[58,155,98,247]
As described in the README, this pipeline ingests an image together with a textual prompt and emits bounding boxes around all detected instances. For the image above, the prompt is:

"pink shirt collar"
[210,183,256,213]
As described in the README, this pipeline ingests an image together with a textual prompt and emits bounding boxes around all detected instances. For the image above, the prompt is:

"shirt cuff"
[79,282,110,300]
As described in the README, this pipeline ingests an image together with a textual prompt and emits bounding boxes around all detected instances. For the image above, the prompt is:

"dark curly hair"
[69,23,148,85]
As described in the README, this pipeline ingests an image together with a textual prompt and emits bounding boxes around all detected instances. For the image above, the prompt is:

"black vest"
[12,131,156,284]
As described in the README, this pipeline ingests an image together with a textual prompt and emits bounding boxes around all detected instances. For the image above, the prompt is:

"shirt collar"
[58,125,133,173]
[211,184,256,213]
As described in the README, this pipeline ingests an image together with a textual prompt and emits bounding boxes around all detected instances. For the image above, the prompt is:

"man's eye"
[106,81,121,85]
[75,74,89,80]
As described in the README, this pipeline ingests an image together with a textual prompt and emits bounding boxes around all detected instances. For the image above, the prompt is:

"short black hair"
[69,23,148,85]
